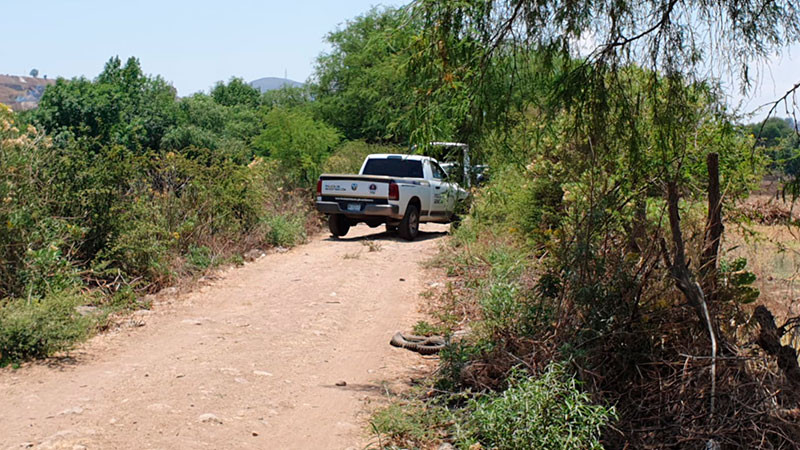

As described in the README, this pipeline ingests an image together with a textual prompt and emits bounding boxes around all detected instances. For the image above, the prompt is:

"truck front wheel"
[398,205,420,241]
[328,214,350,238]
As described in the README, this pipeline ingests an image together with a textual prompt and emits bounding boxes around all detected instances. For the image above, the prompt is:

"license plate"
[347,203,361,212]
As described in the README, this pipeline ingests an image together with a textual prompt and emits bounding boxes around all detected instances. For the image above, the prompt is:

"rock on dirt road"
[0,224,449,450]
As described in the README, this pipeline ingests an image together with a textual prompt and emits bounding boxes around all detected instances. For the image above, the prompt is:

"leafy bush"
[95,192,172,284]
[264,214,306,247]
[254,107,341,186]
[186,245,213,271]
[718,257,760,304]
[518,173,564,243]
[0,292,92,365]
[370,398,454,447]
[466,365,615,450]
[1,106,82,299]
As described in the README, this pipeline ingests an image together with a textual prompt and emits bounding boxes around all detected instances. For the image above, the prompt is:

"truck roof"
[366,153,435,162]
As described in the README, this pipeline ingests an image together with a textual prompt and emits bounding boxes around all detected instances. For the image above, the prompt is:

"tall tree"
[34,56,177,152]
[211,78,260,108]
[254,108,341,185]
[310,7,420,143]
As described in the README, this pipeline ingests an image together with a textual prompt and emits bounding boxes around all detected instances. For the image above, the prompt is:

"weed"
[186,245,213,271]
[265,214,306,248]
[0,291,93,365]
[361,240,383,252]
[411,320,446,336]
[370,398,453,447]
[227,254,245,266]
[465,364,615,449]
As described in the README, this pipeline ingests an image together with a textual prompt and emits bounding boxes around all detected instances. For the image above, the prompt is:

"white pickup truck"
[315,154,469,240]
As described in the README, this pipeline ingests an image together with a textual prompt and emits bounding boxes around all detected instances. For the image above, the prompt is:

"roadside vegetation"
[319,2,800,449]
[3,1,800,448]
[0,55,397,365]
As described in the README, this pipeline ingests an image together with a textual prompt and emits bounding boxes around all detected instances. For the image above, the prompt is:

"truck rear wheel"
[328,214,350,237]
[398,204,420,241]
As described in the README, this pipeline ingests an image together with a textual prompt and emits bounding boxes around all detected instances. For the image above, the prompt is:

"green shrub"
[96,201,172,283]
[518,175,564,243]
[186,245,213,271]
[0,292,92,365]
[466,364,615,450]
[480,280,522,334]
[412,320,446,336]
[1,111,83,299]
[265,214,306,247]
[371,399,454,446]
[254,107,341,186]
[107,285,141,311]
[718,257,760,304]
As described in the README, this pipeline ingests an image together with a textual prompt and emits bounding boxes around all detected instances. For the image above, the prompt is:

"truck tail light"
[388,181,399,201]
[316,179,322,195]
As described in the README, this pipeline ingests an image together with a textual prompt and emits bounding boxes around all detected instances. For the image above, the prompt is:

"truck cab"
[315,154,468,240]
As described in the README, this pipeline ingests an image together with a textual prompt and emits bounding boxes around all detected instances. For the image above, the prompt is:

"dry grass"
[727,178,800,320]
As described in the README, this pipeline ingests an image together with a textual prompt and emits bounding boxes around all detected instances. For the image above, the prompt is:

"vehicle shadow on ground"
[324,229,448,243]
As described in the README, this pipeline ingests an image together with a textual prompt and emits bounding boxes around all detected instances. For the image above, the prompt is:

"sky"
[724,44,799,121]
[2,0,404,95]
[2,0,797,120]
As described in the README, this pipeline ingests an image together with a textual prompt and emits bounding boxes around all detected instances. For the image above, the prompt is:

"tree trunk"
[701,153,723,300]
[663,182,712,329]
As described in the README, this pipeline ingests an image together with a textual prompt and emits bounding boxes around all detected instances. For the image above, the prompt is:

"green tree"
[211,77,260,108]
[254,108,341,185]
[162,91,261,161]
[310,7,419,143]
[746,117,796,147]
[261,85,313,110]
[34,56,177,153]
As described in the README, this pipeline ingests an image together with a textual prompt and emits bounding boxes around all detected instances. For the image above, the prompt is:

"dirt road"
[0,224,447,450]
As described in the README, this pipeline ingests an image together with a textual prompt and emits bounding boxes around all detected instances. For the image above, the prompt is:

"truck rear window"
[362,159,423,178]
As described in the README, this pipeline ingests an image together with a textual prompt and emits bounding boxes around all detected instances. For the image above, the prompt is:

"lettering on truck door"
[428,160,449,218]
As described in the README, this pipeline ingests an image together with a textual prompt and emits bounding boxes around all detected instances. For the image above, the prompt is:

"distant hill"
[249,77,303,93]
[0,74,56,111]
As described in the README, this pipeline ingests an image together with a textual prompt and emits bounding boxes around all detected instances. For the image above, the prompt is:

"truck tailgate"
[319,176,391,199]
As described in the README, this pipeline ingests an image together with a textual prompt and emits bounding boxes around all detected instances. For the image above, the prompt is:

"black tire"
[398,204,420,241]
[328,214,350,237]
